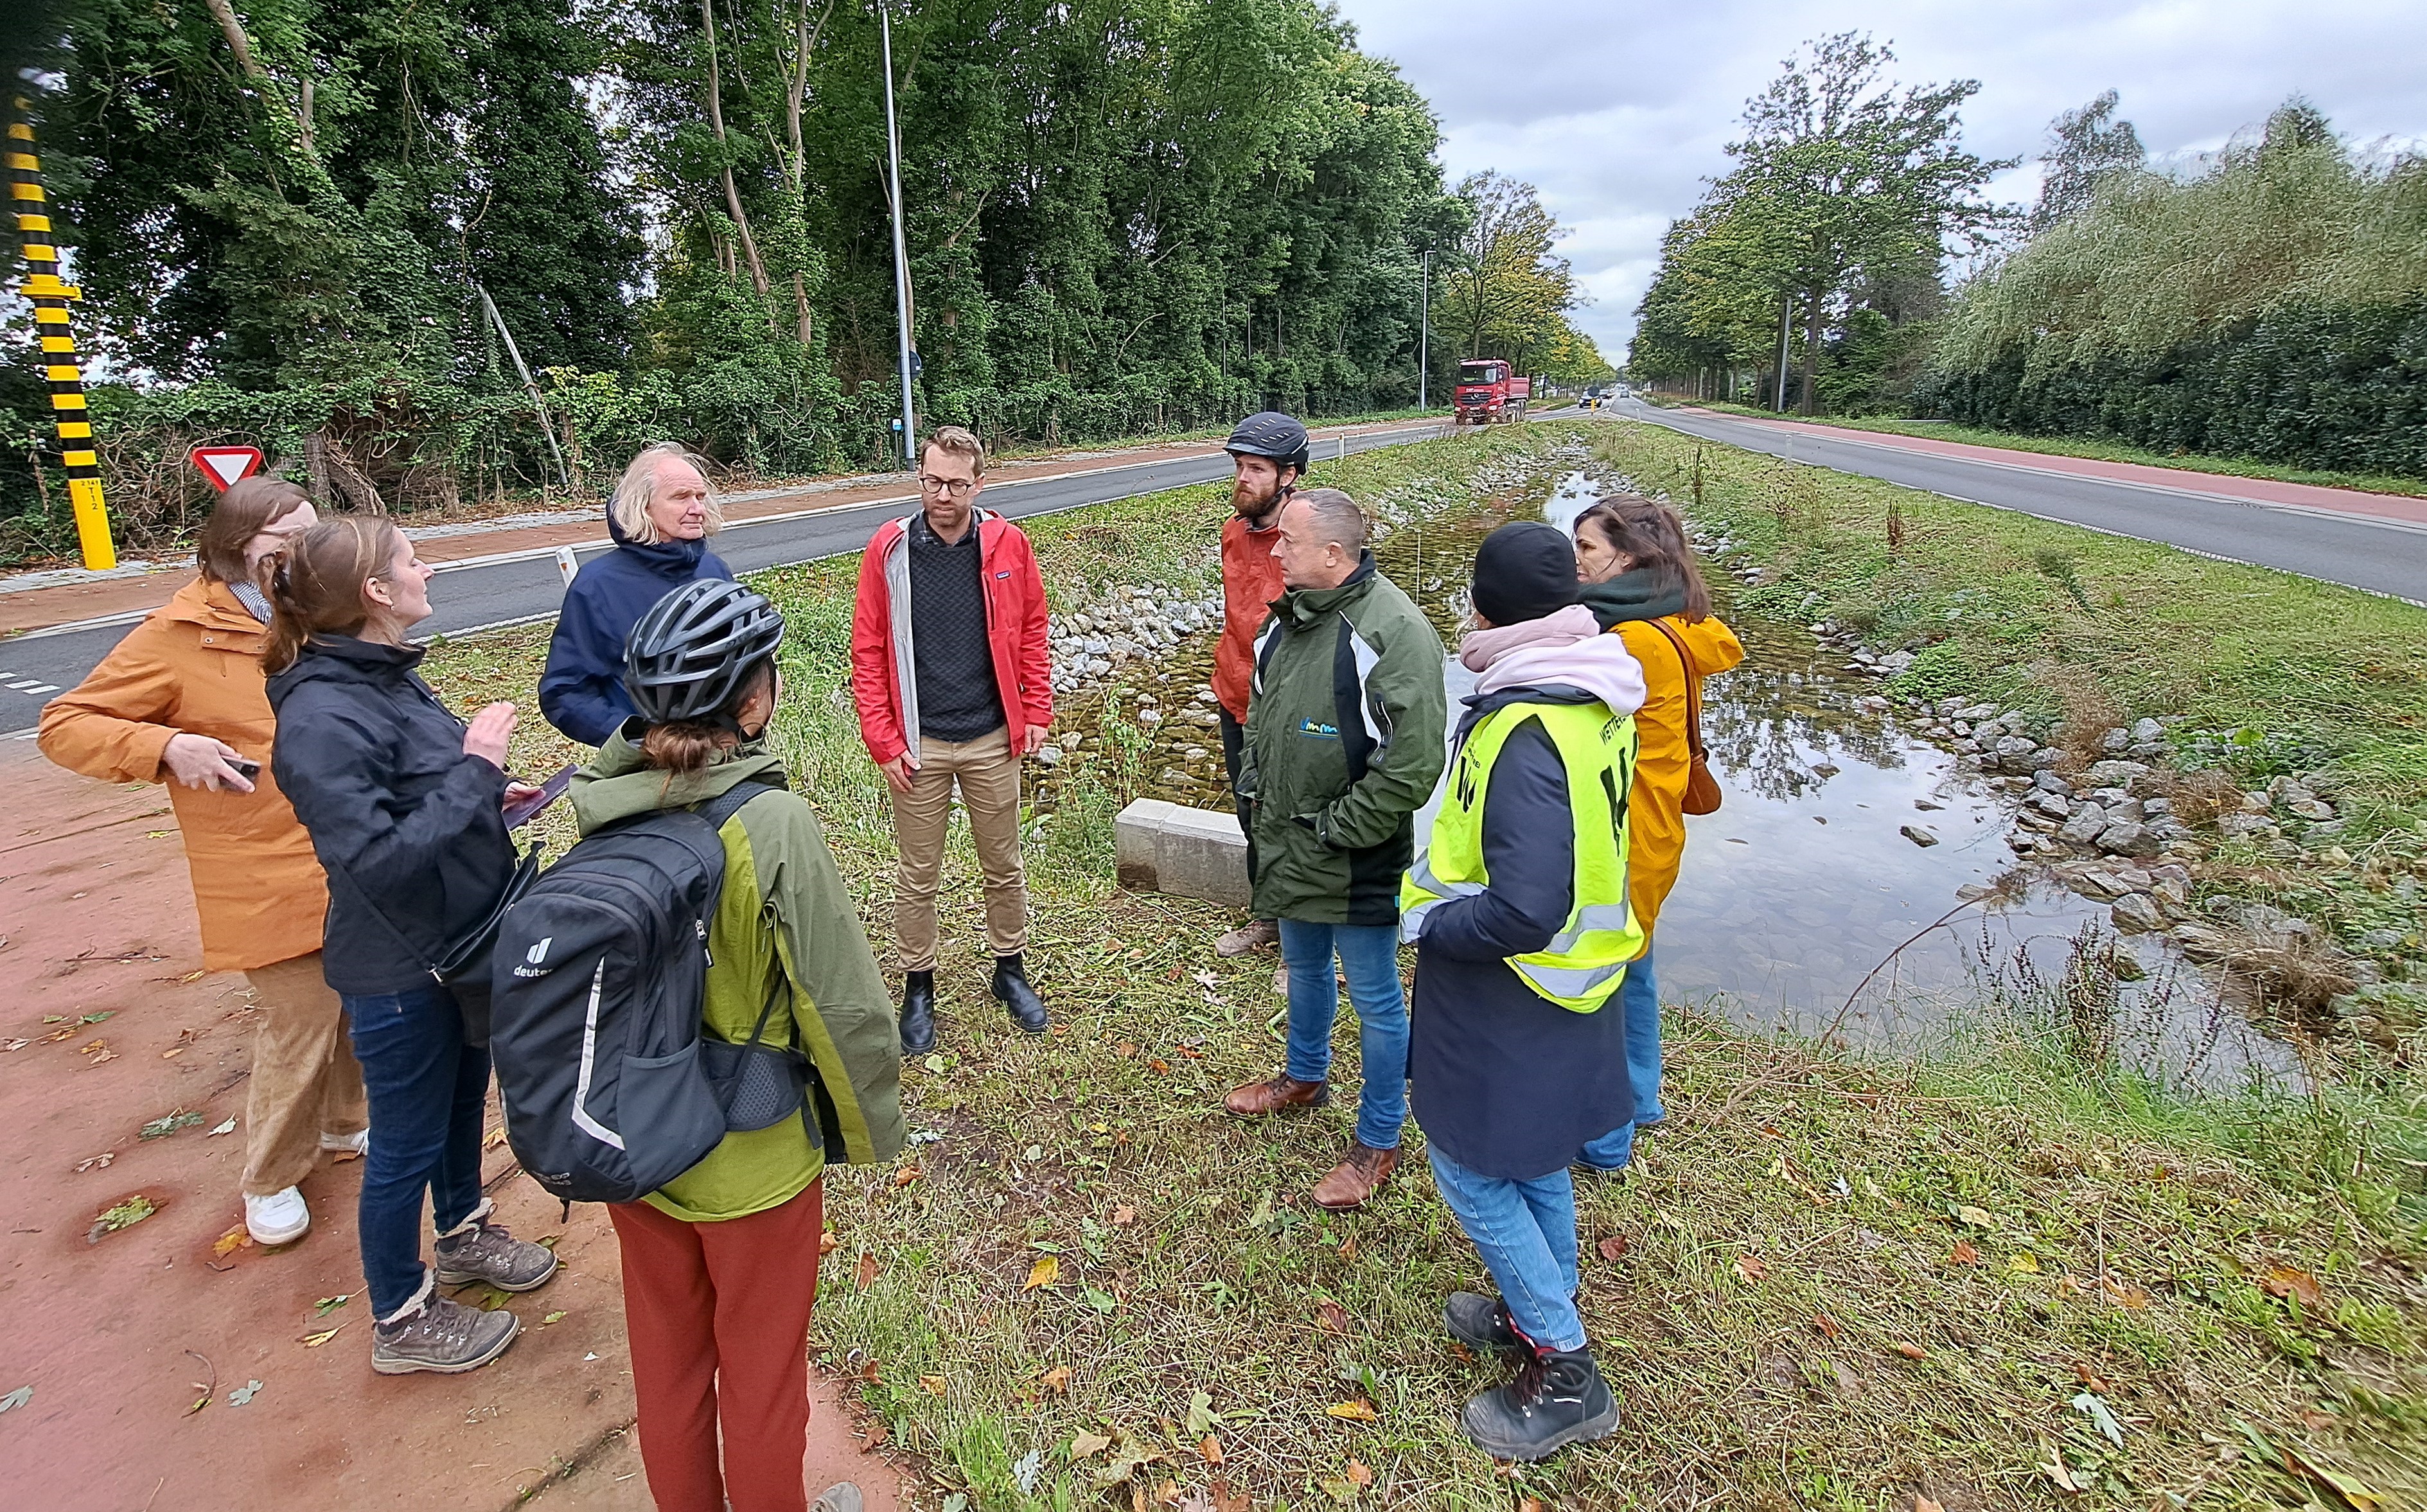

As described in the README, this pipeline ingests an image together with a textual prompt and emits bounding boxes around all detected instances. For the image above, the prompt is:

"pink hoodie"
[1458,603,1646,716]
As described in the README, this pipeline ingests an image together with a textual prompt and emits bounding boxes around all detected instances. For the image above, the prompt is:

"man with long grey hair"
[540,442,736,745]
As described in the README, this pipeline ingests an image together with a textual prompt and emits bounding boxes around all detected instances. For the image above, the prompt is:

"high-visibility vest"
[1400,698,1643,1012]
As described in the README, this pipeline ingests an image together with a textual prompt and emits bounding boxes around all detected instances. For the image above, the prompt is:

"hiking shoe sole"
[1459,1394,1620,1462]
[371,1313,521,1375]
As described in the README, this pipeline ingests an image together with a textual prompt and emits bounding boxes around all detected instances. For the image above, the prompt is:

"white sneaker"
[319,1129,369,1156]
[244,1186,311,1246]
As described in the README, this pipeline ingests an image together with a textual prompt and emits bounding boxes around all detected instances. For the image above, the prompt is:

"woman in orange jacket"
[38,478,367,1247]
[1569,495,1743,1171]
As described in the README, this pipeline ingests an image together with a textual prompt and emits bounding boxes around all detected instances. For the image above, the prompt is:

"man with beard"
[1210,412,1308,960]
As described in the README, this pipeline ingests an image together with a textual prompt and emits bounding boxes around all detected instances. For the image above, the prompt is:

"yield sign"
[190,446,265,491]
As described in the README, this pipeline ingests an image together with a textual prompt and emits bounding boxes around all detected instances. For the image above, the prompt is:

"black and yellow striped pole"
[11,96,114,570]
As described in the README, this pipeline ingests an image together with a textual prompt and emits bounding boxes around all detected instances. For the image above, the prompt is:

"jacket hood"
[161,575,268,633]
[606,508,712,577]
[1273,551,1378,626]
[1459,604,1645,718]
[264,633,427,708]
[1578,568,1689,631]
[571,732,791,834]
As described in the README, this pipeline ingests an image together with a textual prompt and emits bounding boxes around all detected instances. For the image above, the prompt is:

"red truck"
[1452,359,1531,425]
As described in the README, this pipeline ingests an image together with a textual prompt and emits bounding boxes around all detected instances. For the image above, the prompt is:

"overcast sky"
[1332,0,2427,359]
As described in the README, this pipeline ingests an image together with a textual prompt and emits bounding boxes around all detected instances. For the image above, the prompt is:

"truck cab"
[1453,360,1529,425]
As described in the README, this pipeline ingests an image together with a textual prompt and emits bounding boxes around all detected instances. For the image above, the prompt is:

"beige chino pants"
[240,951,369,1197]
[890,728,1029,971]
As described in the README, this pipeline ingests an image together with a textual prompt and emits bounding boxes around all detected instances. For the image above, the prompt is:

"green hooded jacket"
[1239,553,1448,925]
[572,735,906,1222]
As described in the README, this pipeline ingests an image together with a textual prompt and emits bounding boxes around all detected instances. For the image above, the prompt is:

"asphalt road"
[1602,398,2427,605]
[0,421,1449,735]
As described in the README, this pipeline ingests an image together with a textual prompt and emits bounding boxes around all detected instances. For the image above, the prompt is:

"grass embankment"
[1670,401,2427,500]
[423,424,2425,1511]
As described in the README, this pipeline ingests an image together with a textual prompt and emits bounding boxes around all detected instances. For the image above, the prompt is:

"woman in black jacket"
[263,514,560,1377]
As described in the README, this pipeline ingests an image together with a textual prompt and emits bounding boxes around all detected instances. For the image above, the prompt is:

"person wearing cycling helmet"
[573,577,903,1512]
[1213,410,1309,961]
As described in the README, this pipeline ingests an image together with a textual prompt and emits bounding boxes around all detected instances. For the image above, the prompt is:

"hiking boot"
[899,970,937,1054]
[1214,919,1280,957]
[1460,1344,1619,1461]
[993,954,1048,1034]
[1445,1291,1526,1357]
[372,1292,520,1376]
[434,1201,559,1292]
[1312,1141,1399,1210]
[244,1186,310,1247]
[1223,1072,1328,1117]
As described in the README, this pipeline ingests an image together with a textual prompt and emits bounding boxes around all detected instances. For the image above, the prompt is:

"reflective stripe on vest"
[1400,698,1643,1012]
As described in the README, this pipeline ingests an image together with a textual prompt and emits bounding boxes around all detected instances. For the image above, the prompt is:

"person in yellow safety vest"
[1400,522,1647,1463]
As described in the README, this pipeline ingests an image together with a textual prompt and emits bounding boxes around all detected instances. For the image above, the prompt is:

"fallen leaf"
[1950,1240,1981,1267]
[857,1358,880,1383]
[207,1117,237,1137]
[1892,1342,1928,1360]
[83,1047,117,1066]
[313,1294,351,1317]
[1733,1254,1768,1283]
[1338,1233,1357,1262]
[1027,1255,1061,1291]
[542,1311,567,1325]
[2074,1362,2111,1393]
[227,1380,263,1407]
[1072,1430,1115,1458]
[2072,1391,2126,1447]
[1813,1313,1841,1341]
[1345,1461,1373,1488]
[856,1253,880,1289]
[1324,1400,1378,1421]
[483,1126,509,1150]
[2008,1251,2042,1274]
[2100,1277,2149,1308]
[161,1048,184,1059]
[2282,1443,2382,1511]
[74,1152,114,1173]
[2261,1266,2324,1309]
[819,1230,840,1254]
[0,1386,30,1414]
[1316,1299,1350,1335]
[919,1375,948,1396]
[1112,1205,1137,1227]
[862,1416,888,1448]
[893,1165,922,1188]
[1083,1287,1116,1314]
[1149,1058,1170,1073]
[211,1224,252,1258]
[1199,1435,1222,1464]
[1954,1204,1998,1229]
[299,1327,341,1348]
[1596,1234,1630,1262]
[1041,1366,1072,1394]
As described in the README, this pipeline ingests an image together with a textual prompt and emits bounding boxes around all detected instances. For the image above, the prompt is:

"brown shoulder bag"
[1644,617,1722,814]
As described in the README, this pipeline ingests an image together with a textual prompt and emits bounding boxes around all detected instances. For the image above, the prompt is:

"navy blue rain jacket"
[539,513,734,745]
[1408,687,1635,1180]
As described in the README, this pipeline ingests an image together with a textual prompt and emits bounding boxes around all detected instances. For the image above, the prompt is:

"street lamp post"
[879,3,916,466]
[1418,249,1431,410]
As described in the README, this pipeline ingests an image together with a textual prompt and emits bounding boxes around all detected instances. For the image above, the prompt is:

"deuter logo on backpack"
[513,936,555,978]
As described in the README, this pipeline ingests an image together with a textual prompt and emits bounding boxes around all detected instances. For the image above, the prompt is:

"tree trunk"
[701,0,772,301]
[1799,288,1822,416]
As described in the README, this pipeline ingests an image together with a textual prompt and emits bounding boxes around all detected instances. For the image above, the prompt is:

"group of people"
[37,409,1740,1499]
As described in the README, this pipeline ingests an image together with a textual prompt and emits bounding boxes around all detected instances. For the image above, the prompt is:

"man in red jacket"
[1212,412,1308,961]
[851,426,1053,1052]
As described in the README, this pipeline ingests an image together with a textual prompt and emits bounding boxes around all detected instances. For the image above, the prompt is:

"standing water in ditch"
[1042,464,2301,1087]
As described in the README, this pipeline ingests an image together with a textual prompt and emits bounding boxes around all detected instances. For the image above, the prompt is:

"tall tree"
[2031,89,2145,233]
[1438,171,1578,365]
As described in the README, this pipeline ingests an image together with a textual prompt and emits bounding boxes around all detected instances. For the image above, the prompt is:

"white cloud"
[1337,0,2427,356]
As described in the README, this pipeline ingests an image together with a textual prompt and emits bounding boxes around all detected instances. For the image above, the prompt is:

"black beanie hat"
[1470,521,1579,625]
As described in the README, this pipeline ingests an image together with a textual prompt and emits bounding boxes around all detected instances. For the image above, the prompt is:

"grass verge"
[421,423,2427,1511]
[1670,402,2427,500]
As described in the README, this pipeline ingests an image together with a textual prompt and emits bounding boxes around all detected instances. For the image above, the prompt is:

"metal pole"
[1418,249,1430,409]
[11,98,114,570]
[477,283,572,490]
[1774,293,1792,412]
[879,4,916,466]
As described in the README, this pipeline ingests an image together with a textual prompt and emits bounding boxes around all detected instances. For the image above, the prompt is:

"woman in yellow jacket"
[39,477,367,1247]
[1569,495,1743,1171]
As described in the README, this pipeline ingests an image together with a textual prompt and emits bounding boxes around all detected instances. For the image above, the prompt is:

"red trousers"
[608,1181,825,1512]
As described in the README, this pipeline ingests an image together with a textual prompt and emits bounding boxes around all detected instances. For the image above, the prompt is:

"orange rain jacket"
[1610,614,1744,933]
[37,577,328,971]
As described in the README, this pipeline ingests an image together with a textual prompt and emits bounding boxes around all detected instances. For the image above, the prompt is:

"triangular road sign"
[190,446,265,491]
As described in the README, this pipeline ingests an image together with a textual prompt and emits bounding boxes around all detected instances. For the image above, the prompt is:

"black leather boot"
[898,970,937,1054]
[1459,1344,1619,1461]
[992,954,1048,1033]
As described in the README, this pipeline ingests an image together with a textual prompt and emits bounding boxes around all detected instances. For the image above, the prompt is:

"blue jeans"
[1427,1147,1585,1352]
[1579,938,1662,1170]
[1279,919,1409,1151]
[342,985,492,1319]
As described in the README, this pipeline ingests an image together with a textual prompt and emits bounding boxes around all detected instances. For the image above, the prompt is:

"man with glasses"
[851,425,1054,1052]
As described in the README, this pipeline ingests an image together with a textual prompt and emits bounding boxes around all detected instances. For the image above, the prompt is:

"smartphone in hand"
[228,757,262,782]
[504,763,576,829]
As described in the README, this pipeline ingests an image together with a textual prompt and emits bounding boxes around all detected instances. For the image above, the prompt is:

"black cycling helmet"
[1224,411,1309,477]
[623,579,786,728]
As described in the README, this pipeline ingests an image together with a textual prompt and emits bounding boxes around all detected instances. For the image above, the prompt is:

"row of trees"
[4,0,1611,558]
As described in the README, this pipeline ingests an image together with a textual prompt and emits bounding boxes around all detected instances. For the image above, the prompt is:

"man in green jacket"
[1222,488,1447,1209]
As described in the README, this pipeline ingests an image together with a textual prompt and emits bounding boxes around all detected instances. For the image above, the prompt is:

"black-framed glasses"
[918,474,978,497]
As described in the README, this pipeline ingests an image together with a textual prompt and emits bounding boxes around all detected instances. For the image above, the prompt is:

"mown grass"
[1672,401,2427,500]
[422,424,2427,1511]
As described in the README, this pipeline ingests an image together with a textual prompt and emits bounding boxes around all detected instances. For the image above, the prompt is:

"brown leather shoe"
[1312,1142,1399,1209]
[1223,1073,1329,1117]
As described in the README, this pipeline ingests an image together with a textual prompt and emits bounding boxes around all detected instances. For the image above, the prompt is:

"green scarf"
[1578,568,1687,631]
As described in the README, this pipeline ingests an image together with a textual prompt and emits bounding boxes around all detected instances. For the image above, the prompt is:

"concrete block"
[1115,798,1250,908]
